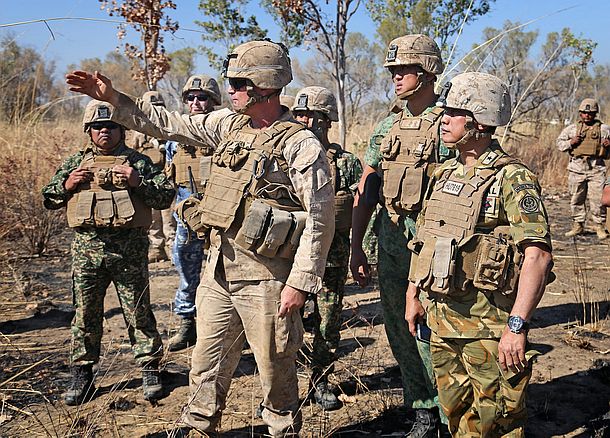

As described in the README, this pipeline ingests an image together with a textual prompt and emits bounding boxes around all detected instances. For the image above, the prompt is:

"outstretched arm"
[65,71,120,107]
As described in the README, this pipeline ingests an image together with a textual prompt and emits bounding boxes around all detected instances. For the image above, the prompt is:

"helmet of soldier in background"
[182,75,222,106]
[82,100,121,132]
[383,34,444,76]
[142,90,166,107]
[578,98,599,113]
[292,86,339,122]
[280,94,295,109]
[440,72,511,127]
[222,40,292,90]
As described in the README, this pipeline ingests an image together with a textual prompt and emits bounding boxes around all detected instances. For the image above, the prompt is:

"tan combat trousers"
[567,159,607,224]
[184,259,303,437]
[430,334,531,438]
[148,208,176,251]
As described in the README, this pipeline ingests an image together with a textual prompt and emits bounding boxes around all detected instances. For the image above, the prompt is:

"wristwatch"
[507,315,529,334]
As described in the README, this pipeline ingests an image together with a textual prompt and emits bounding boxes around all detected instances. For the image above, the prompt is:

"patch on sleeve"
[519,195,540,214]
[512,183,536,193]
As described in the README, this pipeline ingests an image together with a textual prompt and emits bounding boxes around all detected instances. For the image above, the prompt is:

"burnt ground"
[0,192,609,437]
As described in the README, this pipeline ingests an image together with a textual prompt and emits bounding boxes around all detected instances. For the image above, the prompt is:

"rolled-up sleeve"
[283,130,335,294]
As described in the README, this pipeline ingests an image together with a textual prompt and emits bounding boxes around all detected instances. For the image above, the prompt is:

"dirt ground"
[0,192,609,438]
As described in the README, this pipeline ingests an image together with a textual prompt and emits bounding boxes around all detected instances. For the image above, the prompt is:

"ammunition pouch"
[235,199,307,259]
[175,195,209,240]
[380,161,426,217]
[334,191,354,232]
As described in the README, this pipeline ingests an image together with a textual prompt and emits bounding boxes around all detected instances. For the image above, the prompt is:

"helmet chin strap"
[235,86,281,114]
[309,116,327,141]
[396,71,434,100]
[444,116,491,149]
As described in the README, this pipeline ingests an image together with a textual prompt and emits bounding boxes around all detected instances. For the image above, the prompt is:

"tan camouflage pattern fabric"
[431,334,530,437]
[417,141,551,339]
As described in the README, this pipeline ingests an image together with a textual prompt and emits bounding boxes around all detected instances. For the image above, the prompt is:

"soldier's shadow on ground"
[0,306,74,335]
[526,359,610,437]
[531,301,610,329]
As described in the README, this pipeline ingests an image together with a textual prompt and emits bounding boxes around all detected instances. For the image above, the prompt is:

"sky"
[2,0,608,81]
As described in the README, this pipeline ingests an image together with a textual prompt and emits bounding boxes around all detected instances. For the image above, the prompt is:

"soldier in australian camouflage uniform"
[42,100,174,405]
[351,34,450,437]
[291,86,363,410]
[556,98,610,240]
[405,72,553,437]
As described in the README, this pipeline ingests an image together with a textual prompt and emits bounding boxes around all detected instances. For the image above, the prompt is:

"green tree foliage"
[196,0,267,71]
[0,35,58,123]
[463,21,597,137]
[366,0,494,49]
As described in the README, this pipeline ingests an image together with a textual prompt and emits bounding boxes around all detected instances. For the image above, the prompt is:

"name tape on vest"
[442,180,465,196]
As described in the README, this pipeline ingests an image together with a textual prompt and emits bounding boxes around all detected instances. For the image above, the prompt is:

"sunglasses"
[186,94,209,102]
[228,78,249,91]
[89,122,120,131]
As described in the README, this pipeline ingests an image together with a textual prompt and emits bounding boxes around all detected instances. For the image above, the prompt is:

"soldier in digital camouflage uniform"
[291,86,363,410]
[164,75,223,352]
[42,100,175,406]
[351,34,451,437]
[133,90,176,262]
[66,40,335,437]
[405,72,553,437]
[556,98,610,240]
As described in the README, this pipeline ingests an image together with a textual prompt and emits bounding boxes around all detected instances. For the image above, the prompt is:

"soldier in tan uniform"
[66,40,334,437]
[164,75,222,352]
[556,98,610,239]
[405,72,553,437]
[132,90,176,262]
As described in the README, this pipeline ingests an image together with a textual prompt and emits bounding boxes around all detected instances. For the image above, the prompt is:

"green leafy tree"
[196,0,268,71]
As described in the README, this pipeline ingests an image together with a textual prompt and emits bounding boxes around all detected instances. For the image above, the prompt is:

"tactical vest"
[412,152,523,296]
[171,143,215,188]
[133,134,165,166]
[572,120,602,157]
[379,107,444,224]
[66,148,152,229]
[326,144,354,232]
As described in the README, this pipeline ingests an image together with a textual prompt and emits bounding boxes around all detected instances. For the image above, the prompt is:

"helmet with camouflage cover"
[142,90,165,107]
[222,40,292,89]
[292,86,339,122]
[578,98,599,113]
[439,72,511,127]
[383,34,443,76]
[82,100,118,132]
[182,74,222,106]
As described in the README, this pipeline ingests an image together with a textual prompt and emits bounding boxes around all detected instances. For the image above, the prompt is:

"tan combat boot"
[565,222,584,238]
[148,247,169,263]
[595,224,608,240]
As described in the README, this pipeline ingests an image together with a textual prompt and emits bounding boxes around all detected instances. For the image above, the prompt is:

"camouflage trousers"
[430,334,530,437]
[378,246,441,413]
[70,228,163,366]
[309,265,348,379]
[186,258,302,437]
[148,207,176,251]
[568,165,607,224]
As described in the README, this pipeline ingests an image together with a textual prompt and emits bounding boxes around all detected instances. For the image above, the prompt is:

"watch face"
[508,316,524,332]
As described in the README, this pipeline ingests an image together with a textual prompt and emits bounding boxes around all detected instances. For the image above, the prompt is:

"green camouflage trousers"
[310,265,348,378]
[378,246,441,413]
[70,228,163,366]
[430,335,530,437]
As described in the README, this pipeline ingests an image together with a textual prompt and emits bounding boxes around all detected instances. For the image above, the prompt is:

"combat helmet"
[292,86,339,122]
[222,40,292,89]
[182,75,222,106]
[439,72,511,127]
[142,90,165,107]
[578,98,599,113]
[82,100,117,132]
[383,34,443,76]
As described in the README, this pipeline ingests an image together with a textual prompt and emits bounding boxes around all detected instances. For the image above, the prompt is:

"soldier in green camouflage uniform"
[292,86,363,410]
[42,100,174,405]
[405,72,553,437]
[351,35,451,436]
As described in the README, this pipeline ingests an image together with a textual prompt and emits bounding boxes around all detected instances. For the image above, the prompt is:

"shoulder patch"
[519,194,540,214]
[512,183,536,193]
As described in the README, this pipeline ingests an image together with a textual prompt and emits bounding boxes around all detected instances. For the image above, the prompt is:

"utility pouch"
[400,165,425,211]
[472,234,510,291]
[235,199,272,251]
[175,196,209,239]
[277,211,308,259]
[431,237,456,293]
[75,191,95,225]
[380,136,400,160]
[256,208,293,258]
[112,190,135,224]
[94,191,115,226]
[334,191,354,231]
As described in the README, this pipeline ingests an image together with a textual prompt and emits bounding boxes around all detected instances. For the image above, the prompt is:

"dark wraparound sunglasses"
[89,122,121,130]
[186,94,209,102]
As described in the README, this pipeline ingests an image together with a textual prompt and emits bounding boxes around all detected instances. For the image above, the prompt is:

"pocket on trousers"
[274,310,304,357]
